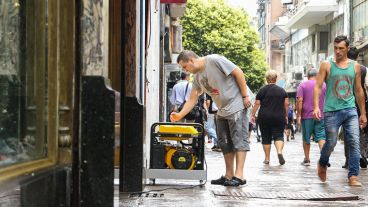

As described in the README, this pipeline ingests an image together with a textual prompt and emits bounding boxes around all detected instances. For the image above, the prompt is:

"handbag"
[177,83,200,120]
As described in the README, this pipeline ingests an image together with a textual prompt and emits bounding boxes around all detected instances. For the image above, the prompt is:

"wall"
[143,0,161,171]
[291,34,312,72]
[80,0,109,77]
[352,0,368,62]
[271,52,283,72]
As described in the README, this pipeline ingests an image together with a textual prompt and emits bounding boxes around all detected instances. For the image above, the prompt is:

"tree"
[180,0,267,91]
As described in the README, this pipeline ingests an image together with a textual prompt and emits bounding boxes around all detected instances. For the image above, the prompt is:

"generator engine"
[165,147,195,170]
[150,123,204,171]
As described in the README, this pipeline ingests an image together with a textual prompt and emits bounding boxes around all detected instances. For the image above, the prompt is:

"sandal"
[223,176,247,187]
[211,176,230,185]
[278,154,285,165]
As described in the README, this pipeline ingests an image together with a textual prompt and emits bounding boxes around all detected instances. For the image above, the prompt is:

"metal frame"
[145,168,206,181]
[146,122,207,183]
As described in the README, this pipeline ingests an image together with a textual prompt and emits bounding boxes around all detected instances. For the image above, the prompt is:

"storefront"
[352,0,368,65]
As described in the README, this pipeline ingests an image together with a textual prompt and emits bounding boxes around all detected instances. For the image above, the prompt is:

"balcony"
[269,16,289,40]
[285,0,338,29]
[271,39,285,52]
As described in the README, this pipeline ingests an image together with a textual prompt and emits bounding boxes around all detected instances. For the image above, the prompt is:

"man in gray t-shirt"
[170,50,252,187]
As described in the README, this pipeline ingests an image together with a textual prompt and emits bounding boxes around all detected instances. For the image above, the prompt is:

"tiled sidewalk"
[119,133,368,207]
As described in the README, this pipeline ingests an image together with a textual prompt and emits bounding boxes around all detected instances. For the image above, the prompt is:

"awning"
[270,25,289,40]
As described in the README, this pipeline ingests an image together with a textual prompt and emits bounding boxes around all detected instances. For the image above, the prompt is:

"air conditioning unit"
[279,42,285,49]
[281,0,293,5]
[287,4,294,10]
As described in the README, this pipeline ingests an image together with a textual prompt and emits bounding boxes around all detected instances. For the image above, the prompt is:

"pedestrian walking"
[169,72,194,122]
[341,46,368,169]
[246,89,256,141]
[205,94,221,151]
[251,70,288,165]
[285,104,295,141]
[314,35,367,186]
[296,68,326,166]
[254,108,261,142]
[170,50,251,187]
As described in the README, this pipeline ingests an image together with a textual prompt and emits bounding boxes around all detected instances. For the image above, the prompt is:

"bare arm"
[203,99,209,111]
[231,68,251,108]
[296,97,303,129]
[251,100,260,124]
[296,97,303,119]
[170,87,201,122]
[313,61,329,120]
[284,97,290,124]
[354,63,367,128]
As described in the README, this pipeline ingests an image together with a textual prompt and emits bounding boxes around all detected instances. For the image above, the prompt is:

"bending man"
[170,50,251,187]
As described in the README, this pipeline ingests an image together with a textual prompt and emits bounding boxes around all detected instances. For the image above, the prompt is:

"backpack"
[288,107,293,119]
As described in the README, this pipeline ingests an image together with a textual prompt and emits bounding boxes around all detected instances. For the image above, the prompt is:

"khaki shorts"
[216,109,250,154]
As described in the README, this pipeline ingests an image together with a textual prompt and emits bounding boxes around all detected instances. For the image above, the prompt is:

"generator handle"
[150,122,204,135]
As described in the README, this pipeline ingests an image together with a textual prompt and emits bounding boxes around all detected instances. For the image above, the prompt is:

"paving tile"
[119,133,368,206]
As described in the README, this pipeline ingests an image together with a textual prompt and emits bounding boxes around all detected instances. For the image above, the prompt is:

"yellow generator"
[146,123,206,184]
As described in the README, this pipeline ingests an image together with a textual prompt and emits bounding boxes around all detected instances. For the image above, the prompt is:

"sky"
[225,0,258,17]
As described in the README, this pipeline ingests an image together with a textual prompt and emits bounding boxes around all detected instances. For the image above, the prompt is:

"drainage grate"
[212,190,359,201]
[129,193,164,198]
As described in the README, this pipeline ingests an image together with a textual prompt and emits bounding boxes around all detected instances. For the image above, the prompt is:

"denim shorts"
[216,109,250,154]
[301,118,326,144]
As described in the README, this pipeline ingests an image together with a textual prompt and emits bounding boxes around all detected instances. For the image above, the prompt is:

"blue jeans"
[320,108,360,178]
[205,114,217,145]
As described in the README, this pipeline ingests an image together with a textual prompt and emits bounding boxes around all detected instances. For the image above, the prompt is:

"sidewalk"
[119,132,368,206]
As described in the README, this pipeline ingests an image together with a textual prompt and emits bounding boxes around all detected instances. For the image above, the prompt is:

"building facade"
[276,0,341,93]
[257,0,368,96]
[257,0,288,75]
[0,0,182,205]
[351,0,368,66]
[283,0,367,82]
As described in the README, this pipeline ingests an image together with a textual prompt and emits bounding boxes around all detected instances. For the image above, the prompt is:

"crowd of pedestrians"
[170,35,368,188]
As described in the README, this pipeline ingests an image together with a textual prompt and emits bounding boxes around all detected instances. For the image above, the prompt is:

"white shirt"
[169,80,192,105]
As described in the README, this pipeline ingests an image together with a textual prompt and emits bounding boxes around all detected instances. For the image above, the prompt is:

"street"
[119,132,368,206]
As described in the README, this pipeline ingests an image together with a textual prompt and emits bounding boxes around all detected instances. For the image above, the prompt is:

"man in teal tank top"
[313,35,367,186]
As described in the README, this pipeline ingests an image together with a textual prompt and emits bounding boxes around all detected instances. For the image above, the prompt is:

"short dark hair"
[180,72,189,80]
[334,35,350,47]
[307,68,317,78]
[347,46,359,60]
[177,50,199,63]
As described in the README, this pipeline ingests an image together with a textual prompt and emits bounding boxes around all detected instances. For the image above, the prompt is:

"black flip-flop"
[224,176,246,186]
[232,176,246,185]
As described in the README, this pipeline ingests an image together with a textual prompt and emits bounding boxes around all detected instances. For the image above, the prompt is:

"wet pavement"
[119,132,368,206]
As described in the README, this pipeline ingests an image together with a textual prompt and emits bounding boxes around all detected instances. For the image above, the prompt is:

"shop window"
[0,1,48,168]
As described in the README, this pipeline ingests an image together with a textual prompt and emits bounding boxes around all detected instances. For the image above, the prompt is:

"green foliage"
[180,0,267,91]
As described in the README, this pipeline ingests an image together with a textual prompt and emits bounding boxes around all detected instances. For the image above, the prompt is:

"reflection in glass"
[0,0,48,167]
